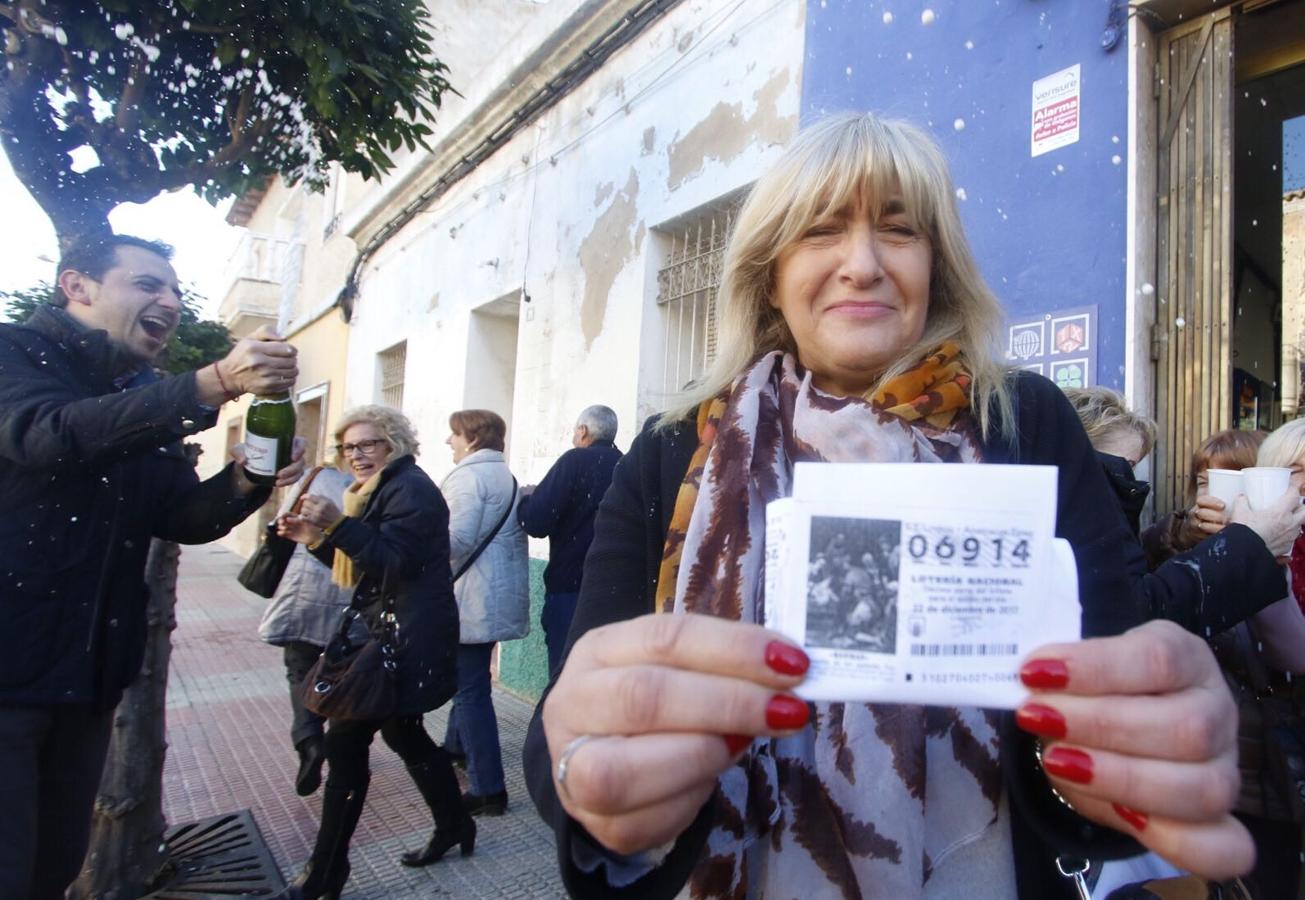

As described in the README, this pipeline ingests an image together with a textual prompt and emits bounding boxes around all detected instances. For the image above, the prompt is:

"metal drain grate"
[144,809,285,898]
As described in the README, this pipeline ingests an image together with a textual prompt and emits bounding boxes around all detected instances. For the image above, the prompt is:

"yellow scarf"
[331,471,382,588]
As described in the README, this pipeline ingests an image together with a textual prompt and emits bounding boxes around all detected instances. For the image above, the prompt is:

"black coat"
[523,371,1156,900]
[1096,451,1287,636]
[517,440,623,593]
[314,455,459,717]
[0,306,268,709]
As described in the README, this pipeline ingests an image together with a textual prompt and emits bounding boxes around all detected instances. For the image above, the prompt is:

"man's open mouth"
[140,315,175,340]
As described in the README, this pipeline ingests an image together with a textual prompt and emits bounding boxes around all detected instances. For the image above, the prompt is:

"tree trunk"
[68,535,180,899]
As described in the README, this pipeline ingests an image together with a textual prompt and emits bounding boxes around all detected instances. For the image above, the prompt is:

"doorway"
[1151,0,1305,513]
[464,292,521,453]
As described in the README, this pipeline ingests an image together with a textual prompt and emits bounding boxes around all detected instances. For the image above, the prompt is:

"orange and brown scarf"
[659,345,1014,899]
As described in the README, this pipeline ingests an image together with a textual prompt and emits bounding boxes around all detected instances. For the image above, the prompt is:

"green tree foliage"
[1,281,231,375]
[0,0,453,244]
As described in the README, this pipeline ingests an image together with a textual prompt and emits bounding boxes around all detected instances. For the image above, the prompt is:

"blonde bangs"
[766,120,940,266]
[660,112,1013,440]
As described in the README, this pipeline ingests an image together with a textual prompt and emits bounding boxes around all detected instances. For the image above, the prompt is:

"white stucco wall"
[344,0,806,498]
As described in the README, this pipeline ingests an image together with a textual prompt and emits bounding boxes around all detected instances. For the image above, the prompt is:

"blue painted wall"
[803,1,1131,387]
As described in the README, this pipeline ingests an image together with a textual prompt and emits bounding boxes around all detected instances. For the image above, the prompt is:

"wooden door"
[1153,11,1236,514]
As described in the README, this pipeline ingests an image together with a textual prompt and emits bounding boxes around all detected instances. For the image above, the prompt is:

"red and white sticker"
[1031,64,1080,158]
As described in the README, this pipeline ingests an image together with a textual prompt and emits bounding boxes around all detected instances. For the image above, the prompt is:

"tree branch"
[115,56,148,133]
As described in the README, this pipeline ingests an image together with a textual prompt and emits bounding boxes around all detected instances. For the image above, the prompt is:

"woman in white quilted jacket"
[440,408,529,816]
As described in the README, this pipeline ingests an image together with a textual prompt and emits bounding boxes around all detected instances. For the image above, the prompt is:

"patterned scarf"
[331,470,381,589]
[661,344,1015,899]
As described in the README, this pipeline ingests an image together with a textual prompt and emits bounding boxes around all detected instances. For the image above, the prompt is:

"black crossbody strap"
[452,476,517,583]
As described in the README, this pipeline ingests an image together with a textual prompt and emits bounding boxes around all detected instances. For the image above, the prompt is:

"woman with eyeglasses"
[273,405,473,900]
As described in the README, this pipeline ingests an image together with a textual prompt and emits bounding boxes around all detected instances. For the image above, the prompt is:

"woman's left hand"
[1015,619,1253,879]
[297,495,342,530]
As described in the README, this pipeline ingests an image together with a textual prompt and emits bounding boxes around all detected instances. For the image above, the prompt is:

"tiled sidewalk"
[164,543,565,898]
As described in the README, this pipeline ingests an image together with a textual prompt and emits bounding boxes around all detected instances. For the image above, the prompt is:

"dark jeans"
[325,714,441,789]
[444,642,505,796]
[0,704,115,900]
[541,592,579,678]
[283,640,326,749]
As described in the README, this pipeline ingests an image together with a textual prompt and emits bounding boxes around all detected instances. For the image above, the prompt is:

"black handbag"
[236,466,324,598]
[301,598,399,722]
[236,525,296,598]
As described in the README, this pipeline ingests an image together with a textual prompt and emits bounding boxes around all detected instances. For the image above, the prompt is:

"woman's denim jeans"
[445,641,505,796]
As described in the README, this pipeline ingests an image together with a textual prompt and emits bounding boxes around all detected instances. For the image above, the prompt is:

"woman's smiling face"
[769,194,931,397]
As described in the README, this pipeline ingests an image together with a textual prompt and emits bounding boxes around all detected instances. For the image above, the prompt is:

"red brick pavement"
[164,543,564,898]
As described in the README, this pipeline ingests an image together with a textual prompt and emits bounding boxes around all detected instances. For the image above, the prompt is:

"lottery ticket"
[765,463,1080,709]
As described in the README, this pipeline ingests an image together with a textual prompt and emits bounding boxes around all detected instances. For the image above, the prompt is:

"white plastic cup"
[1242,467,1292,511]
[1205,469,1244,509]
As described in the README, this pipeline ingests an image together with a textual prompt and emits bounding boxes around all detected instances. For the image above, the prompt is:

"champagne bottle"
[244,392,295,485]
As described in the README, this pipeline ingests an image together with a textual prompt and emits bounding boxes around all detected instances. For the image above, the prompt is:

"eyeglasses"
[334,438,390,457]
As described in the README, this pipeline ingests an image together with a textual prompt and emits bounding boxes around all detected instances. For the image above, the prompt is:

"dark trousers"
[283,641,326,749]
[0,704,115,900]
[325,714,442,789]
[444,642,505,796]
[541,592,580,678]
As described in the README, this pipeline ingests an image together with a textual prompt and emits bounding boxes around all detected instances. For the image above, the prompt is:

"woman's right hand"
[1230,490,1305,559]
[541,613,811,856]
[1176,495,1230,548]
[276,513,323,546]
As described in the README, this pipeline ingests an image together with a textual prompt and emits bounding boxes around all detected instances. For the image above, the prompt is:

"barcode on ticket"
[908,642,1020,657]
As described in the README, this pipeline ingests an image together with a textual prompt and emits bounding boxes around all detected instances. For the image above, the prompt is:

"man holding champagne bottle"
[0,233,306,899]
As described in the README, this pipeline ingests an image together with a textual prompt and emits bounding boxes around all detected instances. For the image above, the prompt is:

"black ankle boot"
[399,751,476,867]
[295,736,326,797]
[273,778,369,899]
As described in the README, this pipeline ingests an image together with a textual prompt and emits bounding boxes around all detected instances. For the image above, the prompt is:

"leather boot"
[399,749,476,867]
[295,735,326,797]
[273,775,369,899]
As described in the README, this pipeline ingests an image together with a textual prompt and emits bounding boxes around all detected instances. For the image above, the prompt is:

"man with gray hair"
[517,405,622,676]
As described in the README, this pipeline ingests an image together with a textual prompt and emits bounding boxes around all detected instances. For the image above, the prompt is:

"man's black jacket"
[517,439,623,593]
[0,306,267,709]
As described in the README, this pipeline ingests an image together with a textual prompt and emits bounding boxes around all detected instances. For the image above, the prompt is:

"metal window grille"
[379,342,407,409]
[656,210,732,395]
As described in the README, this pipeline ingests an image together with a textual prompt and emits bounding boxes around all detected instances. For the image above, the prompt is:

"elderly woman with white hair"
[523,113,1254,899]
[274,405,473,899]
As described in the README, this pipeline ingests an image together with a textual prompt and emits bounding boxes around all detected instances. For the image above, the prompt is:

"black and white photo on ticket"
[765,463,1080,709]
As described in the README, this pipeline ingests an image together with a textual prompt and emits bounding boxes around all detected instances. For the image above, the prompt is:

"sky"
[1286,114,1305,193]
[0,151,241,318]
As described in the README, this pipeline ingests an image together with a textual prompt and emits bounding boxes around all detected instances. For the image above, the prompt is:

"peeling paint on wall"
[641,126,656,156]
[579,169,640,349]
[594,181,614,207]
[666,68,795,190]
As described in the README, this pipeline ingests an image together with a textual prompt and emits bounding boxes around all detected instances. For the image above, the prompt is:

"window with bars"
[378,342,407,409]
[656,208,733,395]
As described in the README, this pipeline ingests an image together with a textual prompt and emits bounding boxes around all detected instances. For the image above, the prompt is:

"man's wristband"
[211,361,239,401]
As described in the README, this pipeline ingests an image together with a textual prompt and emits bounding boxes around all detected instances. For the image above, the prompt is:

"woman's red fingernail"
[1020,658,1069,690]
[1015,703,1067,739]
[1042,746,1093,784]
[1112,803,1148,831]
[724,734,752,755]
[765,641,810,676]
[765,695,810,730]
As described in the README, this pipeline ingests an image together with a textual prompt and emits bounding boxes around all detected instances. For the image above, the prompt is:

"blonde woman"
[275,406,473,899]
[524,113,1252,898]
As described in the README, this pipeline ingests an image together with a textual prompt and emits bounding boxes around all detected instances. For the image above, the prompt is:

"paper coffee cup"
[1242,467,1292,511]
[1205,469,1244,509]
